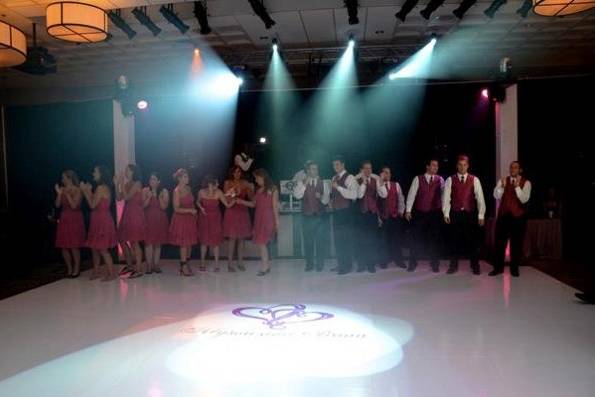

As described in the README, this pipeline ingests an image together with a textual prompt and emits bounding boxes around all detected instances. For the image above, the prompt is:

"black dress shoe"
[305,264,314,272]
[472,267,481,275]
[379,263,388,269]
[367,265,376,273]
[488,269,503,276]
[510,268,520,277]
[330,266,339,272]
[407,263,417,272]
[396,262,407,269]
[356,265,366,273]
[337,269,351,275]
[446,265,458,274]
[431,266,440,273]
[575,292,595,304]
[315,264,324,272]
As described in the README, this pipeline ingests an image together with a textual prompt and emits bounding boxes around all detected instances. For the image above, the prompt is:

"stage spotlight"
[272,38,278,52]
[348,37,355,49]
[137,100,148,110]
[452,0,477,19]
[107,10,137,39]
[516,0,532,17]
[231,65,248,87]
[481,88,489,99]
[159,4,189,34]
[484,0,507,18]
[395,0,421,22]
[247,0,276,29]
[388,37,436,80]
[132,7,162,36]
[344,0,359,25]
[420,0,446,19]
[194,1,212,35]
[259,136,267,144]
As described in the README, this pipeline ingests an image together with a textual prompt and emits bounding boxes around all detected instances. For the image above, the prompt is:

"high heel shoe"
[256,268,270,277]
[178,262,194,277]
[128,270,143,279]
[228,265,237,273]
[238,264,246,272]
[119,266,133,276]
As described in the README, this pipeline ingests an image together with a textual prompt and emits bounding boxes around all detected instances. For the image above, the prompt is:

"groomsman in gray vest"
[293,161,330,272]
[330,155,358,275]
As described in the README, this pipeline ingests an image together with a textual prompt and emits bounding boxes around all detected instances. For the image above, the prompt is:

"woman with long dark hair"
[196,175,232,272]
[143,172,169,274]
[114,164,146,278]
[169,168,198,276]
[54,170,85,278]
[222,166,253,272]
[236,168,279,276]
[81,165,117,281]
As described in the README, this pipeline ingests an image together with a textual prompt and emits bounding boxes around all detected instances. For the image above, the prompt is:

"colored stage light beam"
[191,48,203,77]
[358,38,438,155]
[388,38,436,80]
[255,40,299,166]
[185,44,241,174]
[302,40,362,160]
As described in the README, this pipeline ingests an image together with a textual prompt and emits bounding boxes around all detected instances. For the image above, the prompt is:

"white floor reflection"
[1,261,594,397]
[168,304,414,383]
[0,303,413,396]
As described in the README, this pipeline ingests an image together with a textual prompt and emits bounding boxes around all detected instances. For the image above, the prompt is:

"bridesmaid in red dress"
[237,168,279,276]
[114,164,146,279]
[54,170,85,278]
[223,166,254,272]
[143,172,169,274]
[196,175,232,272]
[169,168,198,276]
[81,165,117,281]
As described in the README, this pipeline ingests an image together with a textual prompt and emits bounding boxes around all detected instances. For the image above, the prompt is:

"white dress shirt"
[234,153,253,172]
[293,177,331,205]
[442,173,486,220]
[493,176,532,204]
[405,173,445,213]
[333,170,358,201]
[355,173,381,199]
[377,180,406,216]
[292,169,307,183]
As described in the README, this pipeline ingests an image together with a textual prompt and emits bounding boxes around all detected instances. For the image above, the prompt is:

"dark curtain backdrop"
[4,100,113,270]
[135,95,236,192]
[518,75,595,262]
[137,83,496,213]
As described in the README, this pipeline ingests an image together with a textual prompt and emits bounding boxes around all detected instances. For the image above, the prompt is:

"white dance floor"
[0,260,593,397]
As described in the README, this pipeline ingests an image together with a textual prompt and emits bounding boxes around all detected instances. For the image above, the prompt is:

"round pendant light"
[533,0,595,16]
[0,21,27,67]
[46,2,108,43]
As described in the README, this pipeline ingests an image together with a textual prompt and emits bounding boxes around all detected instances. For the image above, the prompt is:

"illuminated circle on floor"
[0,304,413,395]
[166,304,414,382]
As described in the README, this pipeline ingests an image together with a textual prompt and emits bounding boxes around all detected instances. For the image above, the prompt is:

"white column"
[494,85,518,259]
[113,100,135,174]
[112,100,135,235]
[495,84,518,180]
